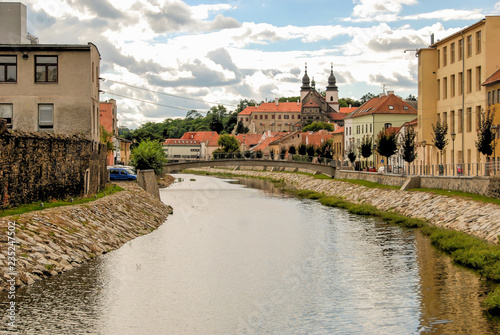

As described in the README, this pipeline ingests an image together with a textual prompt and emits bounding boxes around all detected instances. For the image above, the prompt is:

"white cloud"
[349,0,418,22]
[403,9,484,21]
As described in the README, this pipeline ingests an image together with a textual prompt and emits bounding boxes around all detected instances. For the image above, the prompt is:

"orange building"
[99,99,117,165]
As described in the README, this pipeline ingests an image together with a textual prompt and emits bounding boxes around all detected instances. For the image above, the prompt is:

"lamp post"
[492,125,498,175]
[422,140,427,175]
[451,132,456,176]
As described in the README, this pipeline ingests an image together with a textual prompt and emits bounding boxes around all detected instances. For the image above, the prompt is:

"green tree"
[302,122,335,132]
[476,108,496,157]
[406,94,417,101]
[402,126,417,164]
[306,144,316,158]
[288,145,296,155]
[346,143,357,165]
[360,92,376,104]
[298,143,307,156]
[360,135,372,167]
[235,120,249,134]
[376,129,398,168]
[317,139,334,160]
[224,111,238,133]
[100,125,115,154]
[431,120,449,164]
[217,134,240,153]
[130,140,167,175]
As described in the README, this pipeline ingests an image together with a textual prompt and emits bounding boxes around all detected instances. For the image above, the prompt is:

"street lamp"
[422,140,427,175]
[451,132,456,176]
[492,125,498,175]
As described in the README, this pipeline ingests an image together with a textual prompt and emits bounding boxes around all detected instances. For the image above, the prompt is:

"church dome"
[301,63,311,90]
[326,63,337,90]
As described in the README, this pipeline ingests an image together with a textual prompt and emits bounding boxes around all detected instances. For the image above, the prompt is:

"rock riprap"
[0,182,172,291]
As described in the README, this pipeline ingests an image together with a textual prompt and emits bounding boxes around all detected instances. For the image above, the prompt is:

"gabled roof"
[346,94,417,119]
[235,133,262,147]
[239,102,301,115]
[483,69,500,86]
[181,131,219,143]
[302,132,333,147]
[326,112,348,121]
[339,106,356,114]
[333,126,344,134]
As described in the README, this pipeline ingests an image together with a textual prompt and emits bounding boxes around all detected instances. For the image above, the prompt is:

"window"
[35,56,58,82]
[384,123,392,129]
[0,56,17,82]
[488,91,492,105]
[38,104,54,130]
[443,46,447,66]
[388,105,394,110]
[271,115,275,119]
[458,39,463,61]
[370,124,372,133]
[443,77,448,99]
[259,115,262,119]
[451,74,455,97]
[451,42,455,63]
[264,115,268,119]
[458,109,463,133]
[437,79,441,100]
[450,111,455,133]
[284,115,289,119]
[476,66,481,91]
[278,115,281,119]
[476,31,482,54]
[493,90,496,105]
[466,35,472,57]
[0,104,13,128]
[458,72,463,95]
[437,49,440,68]
[291,115,295,119]
[466,107,472,132]
[466,69,472,93]
[443,112,448,127]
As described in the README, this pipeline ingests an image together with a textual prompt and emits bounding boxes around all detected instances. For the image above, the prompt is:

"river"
[1,174,499,334]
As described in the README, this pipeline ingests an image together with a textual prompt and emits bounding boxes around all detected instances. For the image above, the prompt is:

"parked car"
[367,166,377,172]
[108,167,137,180]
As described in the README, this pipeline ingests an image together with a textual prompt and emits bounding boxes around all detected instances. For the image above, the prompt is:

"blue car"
[108,167,137,180]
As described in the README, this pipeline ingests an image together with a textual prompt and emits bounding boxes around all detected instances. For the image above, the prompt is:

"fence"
[383,162,500,177]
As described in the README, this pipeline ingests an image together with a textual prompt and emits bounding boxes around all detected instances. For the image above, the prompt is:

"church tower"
[300,63,311,101]
[325,63,339,111]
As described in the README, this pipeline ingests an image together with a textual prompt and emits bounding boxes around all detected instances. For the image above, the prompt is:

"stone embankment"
[195,168,500,243]
[0,181,172,291]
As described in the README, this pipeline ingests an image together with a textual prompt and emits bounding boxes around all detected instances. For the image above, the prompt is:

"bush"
[483,287,500,314]
[130,140,167,175]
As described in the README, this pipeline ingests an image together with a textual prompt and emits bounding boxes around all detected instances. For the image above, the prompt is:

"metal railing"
[379,161,500,177]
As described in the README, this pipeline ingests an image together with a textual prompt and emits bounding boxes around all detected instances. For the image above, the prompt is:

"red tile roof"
[326,112,348,121]
[302,132,333,147]
[239,102,301,115]
[181,131,219,142]
[333,126,344,134]
[483,69,500,86]
[346,94,417,118]
[235,133,262,147]
[338,106,356,114]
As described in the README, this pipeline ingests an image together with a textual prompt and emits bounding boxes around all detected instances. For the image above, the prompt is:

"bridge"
[163,159,337,177]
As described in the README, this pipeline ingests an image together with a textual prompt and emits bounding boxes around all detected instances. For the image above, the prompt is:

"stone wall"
[336,169,492,196]
[137,169,160,199]
[0,181,172,291]
[0,122,107,209]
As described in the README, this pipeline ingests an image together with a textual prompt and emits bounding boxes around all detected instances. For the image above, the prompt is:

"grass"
[0,184,124,218]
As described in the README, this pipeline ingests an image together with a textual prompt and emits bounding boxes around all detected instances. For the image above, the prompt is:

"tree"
[360,135,372,162]
[302,122,335,132]
[402,126,417,164]
[130,140,167,175]
[431,120,448,164]
[280,147,287,160]
[298,143,307,156]
[224,111,238,134]
[376,129,398,168]
[235,121,249,134]
[100,125,114,154]
[346,143,357,165]
[406,94,417,101]
[476,108,496,157]
[288,145,296,155]
[360,92,376,104]
[306,144,316,158]
[217,134,240,153]
[317,139,334,160]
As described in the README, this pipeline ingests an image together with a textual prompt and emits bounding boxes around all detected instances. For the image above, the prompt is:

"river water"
[1,174,500,334]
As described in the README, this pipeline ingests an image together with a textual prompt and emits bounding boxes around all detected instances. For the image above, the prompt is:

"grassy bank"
[0,184,124,218]
[186,169,500,314]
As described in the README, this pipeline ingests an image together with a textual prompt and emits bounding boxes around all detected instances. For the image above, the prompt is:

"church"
[238,64,346,134]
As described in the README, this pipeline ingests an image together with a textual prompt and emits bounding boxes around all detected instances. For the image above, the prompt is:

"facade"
[417,16,500,170]
[180,131,219,159]
[238,99,302,134]
[0,3,37,44]
[0,43,101,141]
[99,99,118,165]
[482,69,500,170]
[343,92,418,168]
[162,139,201,160]
[331,127,344,163]
[117,137,132,165]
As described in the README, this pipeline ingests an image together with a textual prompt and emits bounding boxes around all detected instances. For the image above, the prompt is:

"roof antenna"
[382,84,386,94]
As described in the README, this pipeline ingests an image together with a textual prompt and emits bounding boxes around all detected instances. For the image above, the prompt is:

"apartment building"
[238,99,302,134]
[417,16,500,168]
[0,3,101,142]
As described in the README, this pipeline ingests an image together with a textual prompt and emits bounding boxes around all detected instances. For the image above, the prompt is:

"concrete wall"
[0,123,107,209]
[137,170,160,199]
[0,3,29,44]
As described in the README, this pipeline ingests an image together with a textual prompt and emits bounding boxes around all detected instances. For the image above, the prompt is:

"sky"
[17,0,500,128]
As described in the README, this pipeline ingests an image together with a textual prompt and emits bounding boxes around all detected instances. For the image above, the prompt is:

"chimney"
[431,33,435,45]
[387,90,394,95]
[349,104,351,109]
[275,98,279,106]
[379,93,386,97]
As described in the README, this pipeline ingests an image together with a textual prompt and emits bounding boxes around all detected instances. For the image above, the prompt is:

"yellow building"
[417,16,500,173]
[482,69,500,170]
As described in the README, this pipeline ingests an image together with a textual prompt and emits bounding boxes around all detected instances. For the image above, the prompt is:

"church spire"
[301,62,311,90]
[326,62,337,90]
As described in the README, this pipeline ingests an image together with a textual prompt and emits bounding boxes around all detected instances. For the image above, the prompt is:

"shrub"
[130,140,167,175]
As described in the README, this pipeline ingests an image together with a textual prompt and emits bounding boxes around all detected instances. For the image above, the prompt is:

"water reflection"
[0,174,498,334]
